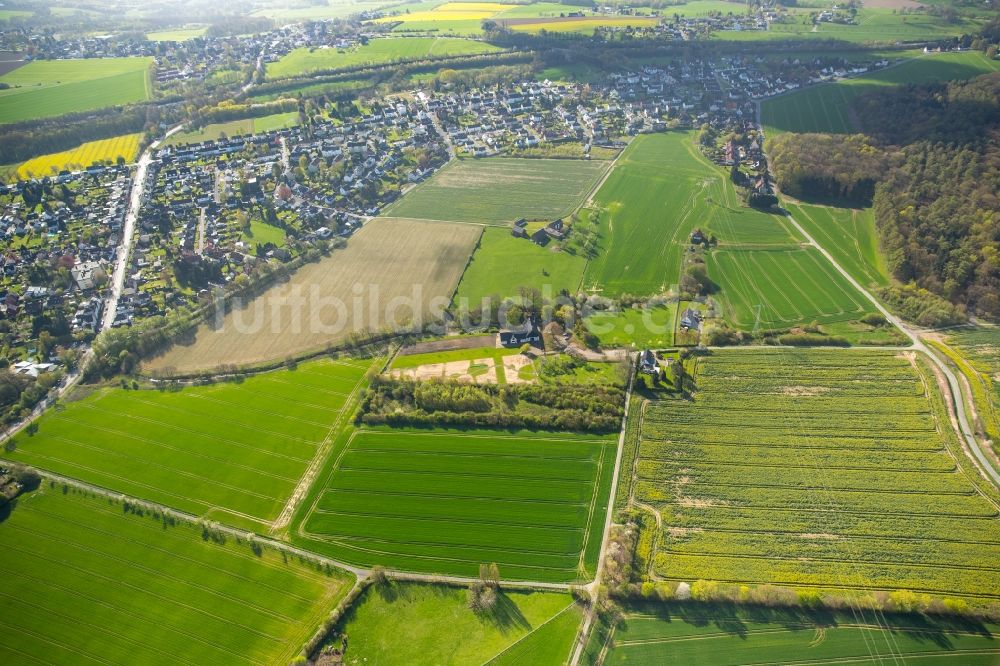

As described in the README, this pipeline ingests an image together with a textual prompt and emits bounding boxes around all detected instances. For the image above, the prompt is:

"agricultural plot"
[941,326,1000,453]
[296,427,618,582]
[0,487,351,665]
[762,51,1000,136]
[706,246,875,328]
[629,349,1000,605]
[0,57,152,124]
[2,358,372,531]
[582,131,800,297]
[164,112,300,146]
[330,581,580,665]
[382,157,608,225]
[16,133,142,179]
[584,602,1000,666]
[504,16,659,34]
[785,202,888,288]
[453,226,588,305]
[144,218,481,375]
[266,37,500,79]
[146,26,208,41]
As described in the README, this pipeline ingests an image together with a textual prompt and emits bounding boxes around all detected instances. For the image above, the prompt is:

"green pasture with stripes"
[626,349,1000,604]
[785,202,889,289]
[0,487,351,665]
[1,358,370,531]
[296,427,617,582]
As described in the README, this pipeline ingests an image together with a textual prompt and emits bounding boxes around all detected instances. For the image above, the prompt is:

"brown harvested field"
[0,51,25,77]
[144,218,482,375]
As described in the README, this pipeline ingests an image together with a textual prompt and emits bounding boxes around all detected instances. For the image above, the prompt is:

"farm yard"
[1,358,372,531]
[15,133,142,179]
[0,487,351,665]
[626,349,1000,606]
[266,37,500,79]
[706,246,875,328]
[0,57,153,124]
[761,51,1000,136]
[582,131,800,297]
[144,218,481,375]
[381,157,608,226]
[584,602,1000,665]
[329,581,581,665]
[295,427,618,582]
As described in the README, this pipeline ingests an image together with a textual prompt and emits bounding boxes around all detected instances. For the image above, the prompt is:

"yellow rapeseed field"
[17,132,142,179]
[375,2,509,23]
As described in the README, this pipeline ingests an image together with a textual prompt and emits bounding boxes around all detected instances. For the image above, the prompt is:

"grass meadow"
[582,131,800,296]
[585,305,676,349]
[164,112,300,146]
[146,27,208,41]
[145,218,481,375]
[0,57,153,124]
[331,581,580,665]
[761,51,1000,136]
[584,602,1000,665]
[0,487,351,665]
[16,133,142,179]
[296,427,617,582]
[382,157,608,225]
[267,37,500,79]
[628,349,1000,605]
[2,359,372,531]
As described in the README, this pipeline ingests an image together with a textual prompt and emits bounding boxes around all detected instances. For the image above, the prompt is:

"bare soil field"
[144,218,481,375]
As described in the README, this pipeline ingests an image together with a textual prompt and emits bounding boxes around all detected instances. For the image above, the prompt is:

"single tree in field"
[370,565,388,587]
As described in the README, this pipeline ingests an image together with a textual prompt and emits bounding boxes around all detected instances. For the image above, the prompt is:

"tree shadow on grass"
[482,591,531,633]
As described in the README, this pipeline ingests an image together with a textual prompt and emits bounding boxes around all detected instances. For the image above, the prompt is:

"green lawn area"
[146,26,207,41]
[332,581,580,665]
[762,51,1000,136]
[786,202,889,288]
[243,219,288,247]
[585,305,675,349]
[391,345,520,370]
[585,602,1000,666]
[267,37,500,79]
[295,427,617,582]
[453,227,588,305]
[165,111,299,146]
[0,57,153,125]
[2,359,371,531]
[0,487,352,665]
[382,157,608,225]
[582,131,800,297]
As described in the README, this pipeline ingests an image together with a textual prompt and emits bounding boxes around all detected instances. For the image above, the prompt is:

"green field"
[165,111,300,146]
[332,581,580,665]
[383,157,608,225]
[453,226,588,304]
[584,602,1000,665]
[267,37,500,79]
[582,131,800,297]
[0,487,351,665]
[626,349,1000,604]
[295,427,617,582]
[1,359,372,531]
[585,305,676,349]
[762,51,1000,136]
[146,27,207,41]
[0,57,153,124]
[786,202,889,288]
[390,345,520,370]
[707,246,875,328]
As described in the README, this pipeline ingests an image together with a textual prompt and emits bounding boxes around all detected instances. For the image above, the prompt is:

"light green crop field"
[0,57,153,124]
[390,345,520,369]
[453,226,588,304]
[582,131,800,297]
[786,202,889,288]
[267,37,500,79]
[2,359,371,531]
[382,157,608,225]
[331,581,580,665]
[584,602,1000,666]
[762,51,1000,136]
[627,349,1000,604]
[706,246,875,328]
[165,111,300,146]
[295,427,617,582]
[585,305,676,349]
[0,487,351,665]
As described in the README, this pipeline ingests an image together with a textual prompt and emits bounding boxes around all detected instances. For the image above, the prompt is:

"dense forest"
[769,73,1000,321]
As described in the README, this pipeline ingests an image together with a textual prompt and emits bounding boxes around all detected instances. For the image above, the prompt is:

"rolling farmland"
[296,427,617,582]
[785,202,889,288]
[0,488,351,665]
[0,57,153,124]
[382,157,608,225]
[16,133,142,179]
[2,359,371,531]
[582,131,800,296]
[144,218,481,375]
[761,51,1000,136]
[628,349,1000,605]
